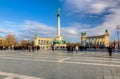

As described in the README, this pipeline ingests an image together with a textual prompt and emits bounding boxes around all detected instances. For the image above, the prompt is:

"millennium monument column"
[34,8,66,49]
[53,8,66,47]
[57,8,60,37]
[56,8,62,41]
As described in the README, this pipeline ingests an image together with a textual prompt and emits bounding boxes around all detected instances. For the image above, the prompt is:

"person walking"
[75,45,79,53]
[32,46,35,52]
[52,45,54,51]
[108,46,112,56]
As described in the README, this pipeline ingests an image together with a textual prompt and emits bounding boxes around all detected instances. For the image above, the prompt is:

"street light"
[116,25,120,49]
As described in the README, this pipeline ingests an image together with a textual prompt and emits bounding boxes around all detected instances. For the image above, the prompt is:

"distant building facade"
[0,37,4,46]
[34,35,54,49]
[81,29,110,47]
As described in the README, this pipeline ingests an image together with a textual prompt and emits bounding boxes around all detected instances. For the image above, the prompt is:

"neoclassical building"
[34,35,54,49]
[34,8,66,49]
[81,30,109,47]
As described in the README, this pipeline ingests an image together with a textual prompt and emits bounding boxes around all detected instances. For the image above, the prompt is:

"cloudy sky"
[0,0,120,42]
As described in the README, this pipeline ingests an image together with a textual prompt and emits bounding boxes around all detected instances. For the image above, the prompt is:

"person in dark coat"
[108,46,112,56]
[52,45,54,51]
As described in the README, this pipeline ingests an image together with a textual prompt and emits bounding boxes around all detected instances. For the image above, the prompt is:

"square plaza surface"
[0,49,120,79]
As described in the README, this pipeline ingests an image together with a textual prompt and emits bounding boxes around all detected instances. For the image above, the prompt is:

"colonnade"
[81,30,109,47]
[38,40,53,45]
[85,36,105,47]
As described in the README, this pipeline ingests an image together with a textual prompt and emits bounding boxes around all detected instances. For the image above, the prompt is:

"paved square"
[0,50,120,79]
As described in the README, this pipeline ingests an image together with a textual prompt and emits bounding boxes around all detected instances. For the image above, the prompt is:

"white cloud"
[90,2,108,14]
[0,28,8,35]
[59,0,120,41]
[73,8,120,41]
[68,30,77,34]
[0,27,16,36]
[21,20,82,42]
[2,20,81,42]
[18,20,57,40]
[62,0,119,14]
[3,14,120,42]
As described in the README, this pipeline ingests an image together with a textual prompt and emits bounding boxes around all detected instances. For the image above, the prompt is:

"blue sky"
[0,0,60,25]
[0,0,120,42]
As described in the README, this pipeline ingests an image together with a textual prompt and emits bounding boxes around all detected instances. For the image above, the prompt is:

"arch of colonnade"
[85,36,105,47]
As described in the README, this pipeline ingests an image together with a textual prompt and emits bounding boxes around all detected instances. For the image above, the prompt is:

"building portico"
[81,30,109,48]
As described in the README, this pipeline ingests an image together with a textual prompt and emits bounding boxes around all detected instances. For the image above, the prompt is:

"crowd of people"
[0,44,116,57]
[66,46,89,52]
[0,46,9,50]
[0,45,40,52]
[65,45,115,56]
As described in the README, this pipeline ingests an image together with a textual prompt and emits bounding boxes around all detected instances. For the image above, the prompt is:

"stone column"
[57,8,60,37]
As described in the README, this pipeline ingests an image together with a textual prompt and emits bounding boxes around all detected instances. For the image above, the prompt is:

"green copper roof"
[53,39,66,44]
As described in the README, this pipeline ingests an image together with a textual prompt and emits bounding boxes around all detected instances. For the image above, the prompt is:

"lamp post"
[116,25,120,49]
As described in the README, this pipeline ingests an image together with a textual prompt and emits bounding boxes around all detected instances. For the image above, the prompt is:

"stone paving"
[0,49,120,79]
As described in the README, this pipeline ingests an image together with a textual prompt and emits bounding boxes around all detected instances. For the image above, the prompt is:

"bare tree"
[6,34,17,47]
[21,40,29,45]
[2,39,8,46]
